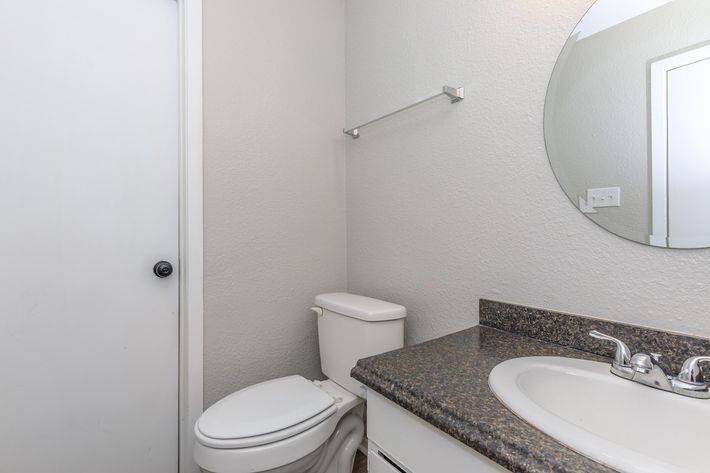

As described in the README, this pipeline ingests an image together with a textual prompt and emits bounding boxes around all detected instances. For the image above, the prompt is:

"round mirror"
[545,0,710,248]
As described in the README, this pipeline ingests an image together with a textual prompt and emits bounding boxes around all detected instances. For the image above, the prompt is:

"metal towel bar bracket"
[343,85,464,139]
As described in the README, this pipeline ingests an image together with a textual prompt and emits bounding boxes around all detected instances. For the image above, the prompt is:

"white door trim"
[649,43,710,248]
[178,1,203,472]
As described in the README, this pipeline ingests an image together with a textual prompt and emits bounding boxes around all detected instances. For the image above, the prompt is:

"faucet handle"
[677,356,710,385]
[589,330,632,367]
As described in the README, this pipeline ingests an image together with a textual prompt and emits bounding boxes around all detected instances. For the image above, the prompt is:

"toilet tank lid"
[315,293,406,322]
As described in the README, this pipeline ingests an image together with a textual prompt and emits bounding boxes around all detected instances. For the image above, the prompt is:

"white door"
[667,56,710,248]
[0,1,179,472]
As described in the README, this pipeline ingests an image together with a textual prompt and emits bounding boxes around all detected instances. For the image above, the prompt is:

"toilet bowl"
[194,293,406,473]
[194,378,363,473]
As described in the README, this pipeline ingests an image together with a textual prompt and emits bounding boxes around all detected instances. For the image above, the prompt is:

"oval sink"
[489,357,710,473]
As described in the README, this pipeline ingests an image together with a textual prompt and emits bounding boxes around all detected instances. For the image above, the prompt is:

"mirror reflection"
[545,0,710,248]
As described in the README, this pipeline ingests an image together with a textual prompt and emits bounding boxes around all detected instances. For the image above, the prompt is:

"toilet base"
[307,414,364,473]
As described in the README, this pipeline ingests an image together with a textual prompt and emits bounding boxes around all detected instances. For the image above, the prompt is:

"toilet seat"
[196,375,337,449]
[194,379,363,473]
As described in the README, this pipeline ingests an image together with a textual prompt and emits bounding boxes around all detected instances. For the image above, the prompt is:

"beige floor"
[353,451,367,473]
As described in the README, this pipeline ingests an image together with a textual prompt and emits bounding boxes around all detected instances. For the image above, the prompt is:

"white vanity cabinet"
[366,390,509,473]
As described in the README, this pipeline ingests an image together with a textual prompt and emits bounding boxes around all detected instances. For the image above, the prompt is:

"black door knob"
[153,261,173,278]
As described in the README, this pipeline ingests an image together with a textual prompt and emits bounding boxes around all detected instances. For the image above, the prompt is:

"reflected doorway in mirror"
[650,43,710,248]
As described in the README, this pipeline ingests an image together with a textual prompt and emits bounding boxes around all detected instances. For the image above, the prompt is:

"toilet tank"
[314,293,406,397]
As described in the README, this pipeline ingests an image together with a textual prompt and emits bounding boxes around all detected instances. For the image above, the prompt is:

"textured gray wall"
[203,0,346,407]
[345,0,710,346]
[202,0,710,408]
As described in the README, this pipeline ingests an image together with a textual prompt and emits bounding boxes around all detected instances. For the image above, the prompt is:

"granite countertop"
[351,325,617,473]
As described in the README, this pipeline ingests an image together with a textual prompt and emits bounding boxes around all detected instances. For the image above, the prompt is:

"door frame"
[178,1,203,472]
[649,43,710,247]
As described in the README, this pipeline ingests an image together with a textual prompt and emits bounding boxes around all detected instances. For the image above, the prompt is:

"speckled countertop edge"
[352,325,618,473]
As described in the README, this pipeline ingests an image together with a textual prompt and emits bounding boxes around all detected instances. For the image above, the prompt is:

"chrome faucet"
[589,330,710,399]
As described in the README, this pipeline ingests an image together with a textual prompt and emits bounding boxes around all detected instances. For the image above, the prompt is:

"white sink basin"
[489,357,710,473]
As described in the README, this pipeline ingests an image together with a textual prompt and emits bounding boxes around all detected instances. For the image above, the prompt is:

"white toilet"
[194,293,406,473]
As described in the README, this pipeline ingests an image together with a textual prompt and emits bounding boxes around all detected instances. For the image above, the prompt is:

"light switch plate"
[586,187,620,208]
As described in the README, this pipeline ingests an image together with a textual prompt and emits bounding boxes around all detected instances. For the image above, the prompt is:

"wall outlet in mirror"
[579,187,620,214]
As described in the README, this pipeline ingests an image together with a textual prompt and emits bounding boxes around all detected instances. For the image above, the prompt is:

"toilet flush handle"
[310,307,323,317]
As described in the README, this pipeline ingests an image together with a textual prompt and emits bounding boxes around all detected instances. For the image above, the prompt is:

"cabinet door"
[369,448,409,473]
[367,390,510,472]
